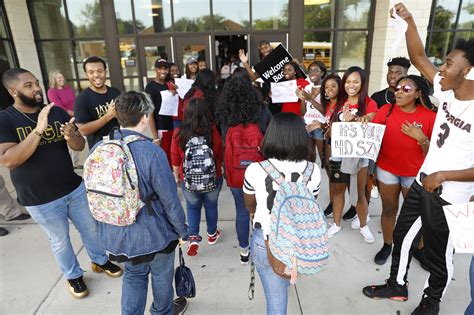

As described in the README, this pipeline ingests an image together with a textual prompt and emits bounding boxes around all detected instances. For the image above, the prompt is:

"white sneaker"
[371,186,380,199]
[360,225,375,243]
[327,224,341,238]
[351,214,371,229]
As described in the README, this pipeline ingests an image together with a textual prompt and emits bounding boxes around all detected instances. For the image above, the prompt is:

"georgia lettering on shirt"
[16,121,64,145]
[441,102,471,133]
[94,101,113,119]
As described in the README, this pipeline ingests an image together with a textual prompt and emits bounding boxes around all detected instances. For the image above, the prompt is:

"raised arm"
[394,3,438,83]
[239,49,259,82]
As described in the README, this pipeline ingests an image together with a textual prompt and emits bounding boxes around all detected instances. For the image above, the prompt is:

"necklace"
[13,105,40,124]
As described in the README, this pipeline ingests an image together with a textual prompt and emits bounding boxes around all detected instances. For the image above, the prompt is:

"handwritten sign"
[253,44,306,84]
[174,78,194,99]
[158,91,179,116]
[331,122,386,161]
[270,80,298,103]
[443,202,474,253]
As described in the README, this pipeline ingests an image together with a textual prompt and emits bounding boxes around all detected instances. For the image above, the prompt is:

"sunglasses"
[395,84,413,93]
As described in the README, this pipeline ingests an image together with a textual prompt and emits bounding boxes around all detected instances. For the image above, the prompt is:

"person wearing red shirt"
[280,62,309,115]
[327,66,378,243]
[370,75,436,265]
[171,98,223,257]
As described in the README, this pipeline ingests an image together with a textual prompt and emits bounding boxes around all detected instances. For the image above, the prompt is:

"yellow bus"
[303,41,332,69]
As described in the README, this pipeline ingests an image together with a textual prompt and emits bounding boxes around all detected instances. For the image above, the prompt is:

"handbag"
[175,246,196,298]
[264,240,291,280]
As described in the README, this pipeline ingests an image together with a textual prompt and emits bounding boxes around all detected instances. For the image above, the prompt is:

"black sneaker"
[91,260,123,278]
[173,296,187,315]
[324,203,333,217]
[9,213,31,221]
[411,295,439,315]
[67,276,89,299]
[362,279,408,302]
[0,227,8,236]
[240,249,250,265]
[413,247,429,271]
[374,243,392,265]
[342,205,357,221]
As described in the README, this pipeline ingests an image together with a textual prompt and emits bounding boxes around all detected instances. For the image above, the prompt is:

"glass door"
[137,37,172,90]
[250,33,287,65]
[175,35,211,74]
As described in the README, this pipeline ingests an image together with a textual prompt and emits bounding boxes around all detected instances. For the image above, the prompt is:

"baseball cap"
[186,57,198,65]
[155,59,169,68]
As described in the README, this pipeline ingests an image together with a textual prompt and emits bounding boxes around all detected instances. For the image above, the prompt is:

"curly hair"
[387,57,411,70]
[216,68,262,127]
[454,38,474,66]
[185,69,218,120]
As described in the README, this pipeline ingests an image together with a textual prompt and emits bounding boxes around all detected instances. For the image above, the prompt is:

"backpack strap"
[259,160,285,186]
[302,162,314,184]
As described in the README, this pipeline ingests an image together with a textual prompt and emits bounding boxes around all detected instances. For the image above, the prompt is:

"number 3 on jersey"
[436,123,450,148]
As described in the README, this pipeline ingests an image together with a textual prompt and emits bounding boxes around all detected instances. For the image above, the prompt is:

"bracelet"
[33,129,43,138]
[417,137,429,145]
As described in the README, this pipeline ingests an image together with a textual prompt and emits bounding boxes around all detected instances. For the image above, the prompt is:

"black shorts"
[329,160,349,184]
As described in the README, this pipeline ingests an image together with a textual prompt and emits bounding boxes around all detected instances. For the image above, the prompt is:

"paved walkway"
[0,154,471,314]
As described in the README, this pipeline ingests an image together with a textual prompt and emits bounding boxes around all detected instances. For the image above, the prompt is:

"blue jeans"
[121,250,175,315]
[181,177,222,238]
[251,229,290,315]
[466,256,474,315]
[230,187,250,248]
[25,182,108,279]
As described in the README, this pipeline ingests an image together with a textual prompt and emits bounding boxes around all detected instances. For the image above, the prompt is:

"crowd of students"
[0,3,472,315]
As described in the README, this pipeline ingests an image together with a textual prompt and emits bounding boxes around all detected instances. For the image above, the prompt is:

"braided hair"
[385,75,436,123]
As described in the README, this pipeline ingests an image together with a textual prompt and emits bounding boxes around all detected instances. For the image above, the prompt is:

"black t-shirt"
[0,106,82,206]
[371,88,394,109]
[74,86,121,149]
[145,81,173,131]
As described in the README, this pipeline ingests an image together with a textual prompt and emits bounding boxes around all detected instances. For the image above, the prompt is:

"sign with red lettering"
[443,202,474,253]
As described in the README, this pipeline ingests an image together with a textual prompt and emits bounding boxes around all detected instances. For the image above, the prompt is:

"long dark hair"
[320,74,342,112]
[185,69,217,120]
[385,75,436,122]
[330,66,368,123]
[177,98,213,151]
[216,68,262,127]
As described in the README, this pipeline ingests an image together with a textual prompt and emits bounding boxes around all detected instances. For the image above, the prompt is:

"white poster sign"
[443,202,474,253]
[159,91,179,116]
[331,122,386,161]
[174,78,194,99]
[270,80,298,103]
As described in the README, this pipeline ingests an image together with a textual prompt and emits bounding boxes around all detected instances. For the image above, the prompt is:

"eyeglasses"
[395,84,413,93]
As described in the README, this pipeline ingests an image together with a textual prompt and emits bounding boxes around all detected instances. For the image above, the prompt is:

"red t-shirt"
[171,125,223,181]
[281,78,310,115]
[336,96,378,119]
[372,104,436,176]
[182,88,204,118]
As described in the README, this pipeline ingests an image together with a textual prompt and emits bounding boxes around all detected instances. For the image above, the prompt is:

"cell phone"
[419,172,443,195]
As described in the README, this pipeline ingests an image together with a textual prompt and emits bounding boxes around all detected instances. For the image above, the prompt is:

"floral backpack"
[83,131,145,226]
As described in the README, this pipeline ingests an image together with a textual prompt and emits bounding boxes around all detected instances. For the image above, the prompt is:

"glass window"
[337,0,371,29]
[123,77,140,92]
[304,0,334,29]
[119,38,138,76]
[334,31,368,70]
[303,32,332,71]
[173,0,211,32]
[432,0,460,30]
[133,0,173,33]
[67,0,104,37]
[252,0,288,30]
[73,40,107,78]
[114,0,135,35]
[40,41,76,81]
[0,9,8,38]
[30,0,69,39]
[143,44,168,78]
[458,0,474,29]
[427,31,454,67]
[212,0,249,31]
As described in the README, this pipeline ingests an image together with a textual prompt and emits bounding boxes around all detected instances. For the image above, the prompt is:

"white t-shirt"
[303,84,326,125]
[243,159,321,238]
[416,73,474,204]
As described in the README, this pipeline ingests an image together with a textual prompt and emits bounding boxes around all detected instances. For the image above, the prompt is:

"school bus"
[303,41,332,70]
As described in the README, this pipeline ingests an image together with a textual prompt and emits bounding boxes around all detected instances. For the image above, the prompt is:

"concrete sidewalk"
[0,160,471,314]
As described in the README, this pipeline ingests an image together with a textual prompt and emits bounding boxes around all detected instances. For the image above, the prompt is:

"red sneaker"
[187,236,200,256]
[207,228,221,245]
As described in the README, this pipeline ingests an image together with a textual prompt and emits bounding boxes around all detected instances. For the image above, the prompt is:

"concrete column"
[368,0,431,94]
[4,0,42,81]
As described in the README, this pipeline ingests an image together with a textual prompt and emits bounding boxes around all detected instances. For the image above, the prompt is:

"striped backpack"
[260,160,329,284]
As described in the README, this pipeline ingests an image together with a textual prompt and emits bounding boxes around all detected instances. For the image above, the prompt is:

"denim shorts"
[376,166,415,188]
[308,128,324,140]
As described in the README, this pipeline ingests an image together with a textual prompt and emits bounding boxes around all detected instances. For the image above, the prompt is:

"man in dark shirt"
[371,57,411,108]
[74,56,121,149]
[0,68,122,299]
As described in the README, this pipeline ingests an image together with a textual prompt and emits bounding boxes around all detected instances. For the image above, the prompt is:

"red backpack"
[224,123,264,188]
